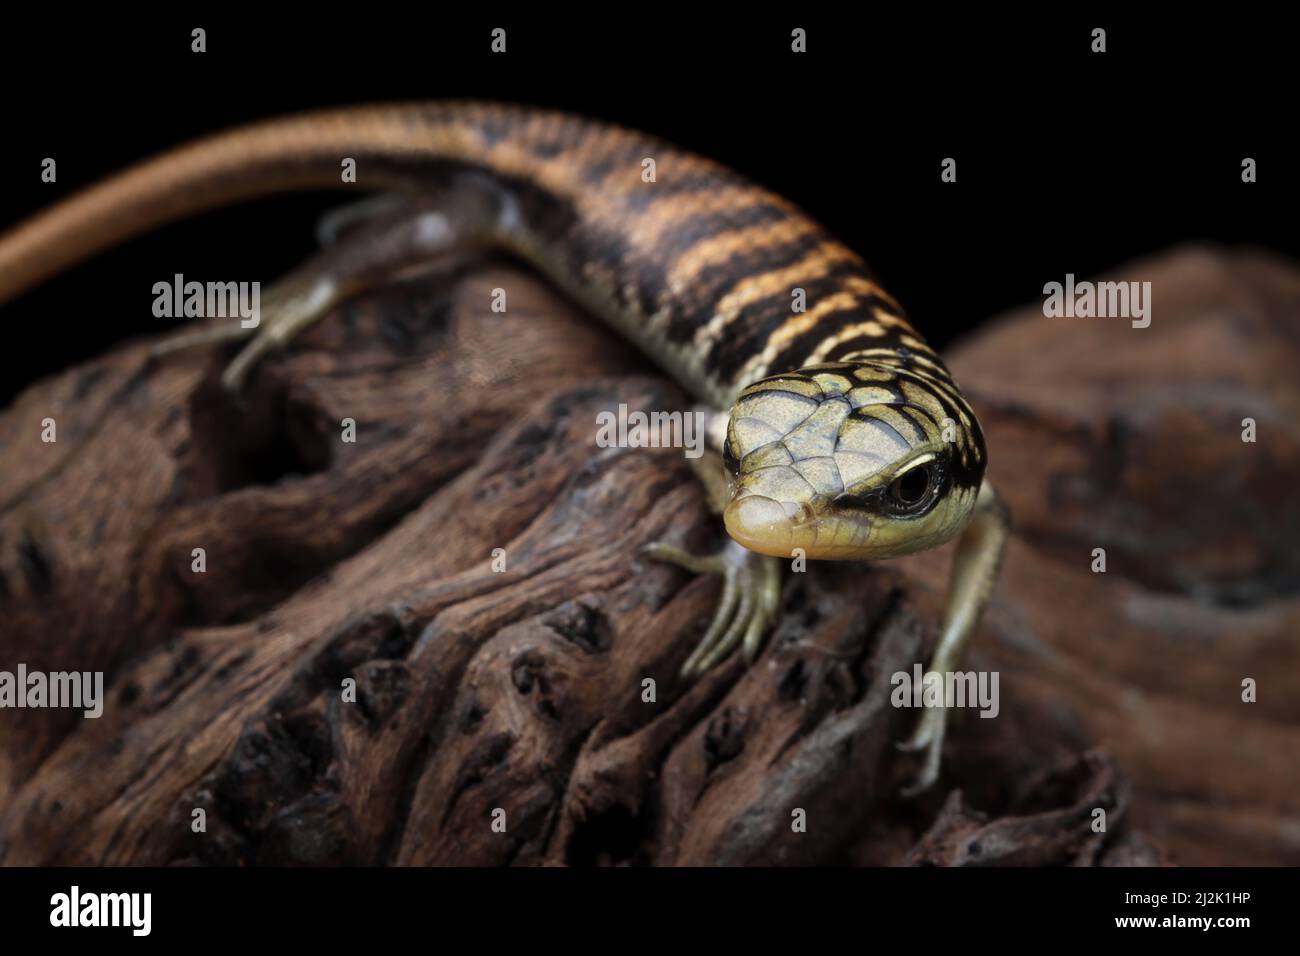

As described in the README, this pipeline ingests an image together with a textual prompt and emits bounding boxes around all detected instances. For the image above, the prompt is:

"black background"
[0,11,1292,404]
[0,864,1280,941]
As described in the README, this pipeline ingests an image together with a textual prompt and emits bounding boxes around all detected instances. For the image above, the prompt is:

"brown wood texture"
[0,244,1296,865]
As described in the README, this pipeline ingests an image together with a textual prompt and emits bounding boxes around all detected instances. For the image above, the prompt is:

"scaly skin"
[0,103,1009,793]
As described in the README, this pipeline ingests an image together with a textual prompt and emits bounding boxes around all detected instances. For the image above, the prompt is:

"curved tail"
[0,103,562,304]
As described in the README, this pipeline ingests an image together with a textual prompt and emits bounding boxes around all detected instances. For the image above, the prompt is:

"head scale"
[721,362,985,560]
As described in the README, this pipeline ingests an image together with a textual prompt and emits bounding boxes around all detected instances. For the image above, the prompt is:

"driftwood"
[0,244,1297,865]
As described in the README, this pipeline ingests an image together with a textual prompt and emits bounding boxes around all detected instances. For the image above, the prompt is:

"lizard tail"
[0,103,548,305]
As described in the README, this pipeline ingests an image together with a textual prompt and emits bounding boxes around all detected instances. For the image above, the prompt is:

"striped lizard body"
[0,103,1008,793]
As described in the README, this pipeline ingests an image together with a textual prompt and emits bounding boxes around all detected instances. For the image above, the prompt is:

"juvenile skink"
[0,103,1008,792]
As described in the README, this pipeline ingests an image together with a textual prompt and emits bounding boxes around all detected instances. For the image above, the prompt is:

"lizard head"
[720,362,985,561]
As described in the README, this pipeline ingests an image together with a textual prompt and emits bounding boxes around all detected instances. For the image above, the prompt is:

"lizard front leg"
[643,535,783,678]
[150,184,504,390]
[898,478,1009,794]
[642,414,784,678]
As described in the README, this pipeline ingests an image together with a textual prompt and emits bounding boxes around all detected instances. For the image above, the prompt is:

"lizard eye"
[886,464,937,515]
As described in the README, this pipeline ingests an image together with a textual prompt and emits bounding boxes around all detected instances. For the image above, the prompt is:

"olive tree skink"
[0,103,1009,793]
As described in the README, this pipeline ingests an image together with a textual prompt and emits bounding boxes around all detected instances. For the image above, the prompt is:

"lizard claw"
[896,678,948,796]
[642,539,781,678]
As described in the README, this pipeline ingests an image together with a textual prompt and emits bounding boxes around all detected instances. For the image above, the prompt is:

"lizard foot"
[642,538,781,678]
[896,683,949,797]
[148,188,500,391]
[149,274,343,392]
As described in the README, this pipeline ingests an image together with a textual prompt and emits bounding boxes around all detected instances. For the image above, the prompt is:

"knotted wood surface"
[1,244,1296,865]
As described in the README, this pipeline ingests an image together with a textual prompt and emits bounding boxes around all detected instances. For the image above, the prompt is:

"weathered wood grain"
[1,242,1294,865]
